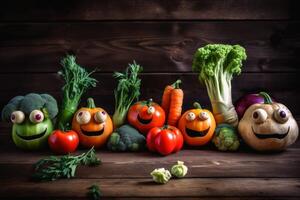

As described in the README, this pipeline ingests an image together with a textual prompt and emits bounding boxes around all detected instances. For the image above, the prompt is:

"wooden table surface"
[1,0,300,199]
[0,137,299,199]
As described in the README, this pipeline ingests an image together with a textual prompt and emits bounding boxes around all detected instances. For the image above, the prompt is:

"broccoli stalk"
[192,44,247,127]
[56,55,97,129]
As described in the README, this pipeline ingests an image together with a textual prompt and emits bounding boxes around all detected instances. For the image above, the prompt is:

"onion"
[235,94,274,119]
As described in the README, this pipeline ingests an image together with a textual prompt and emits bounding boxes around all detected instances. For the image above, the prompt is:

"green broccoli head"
[107,125,146,152]
[212,123,240,151]
[192,44,247,82]
[2,93,58,122]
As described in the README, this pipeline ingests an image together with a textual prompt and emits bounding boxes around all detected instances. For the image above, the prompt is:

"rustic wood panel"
[0,178,299,199]
[0,0,297,21]
[0,148,299,179]
[0,1,299,199]
[0,22,299,73]
[0,198,297,200]
[0,73,298,115]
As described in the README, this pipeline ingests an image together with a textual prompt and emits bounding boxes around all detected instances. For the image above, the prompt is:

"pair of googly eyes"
[11,110,44,124]
[185,112,209,121]
[147,106,155,114]
[76,111,107,125]
[252,108,289,124]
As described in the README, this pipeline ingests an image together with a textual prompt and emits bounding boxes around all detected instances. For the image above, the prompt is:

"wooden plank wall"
[0,0,299,128]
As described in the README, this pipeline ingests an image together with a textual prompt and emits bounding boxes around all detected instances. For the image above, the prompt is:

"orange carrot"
[161,85,174,117]
[167,80,183,126]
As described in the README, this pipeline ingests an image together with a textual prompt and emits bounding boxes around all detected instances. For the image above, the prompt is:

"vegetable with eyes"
[127,99,165,134]
[178,102,216,146]
[238,92,299,151]
[72,98,113,148]
[1,93,58,150]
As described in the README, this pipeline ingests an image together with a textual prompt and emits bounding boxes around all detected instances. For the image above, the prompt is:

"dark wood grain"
[0,147,300,179]
[0,178,299,199]
[0,21,299,73]
[0,1,299,199]
[0,0,297,21]
[0,73,299,115]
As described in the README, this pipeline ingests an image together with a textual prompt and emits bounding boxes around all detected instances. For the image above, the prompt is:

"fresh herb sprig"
[112,61,142,128]
[33,147,101,181]
[87,184,102,200]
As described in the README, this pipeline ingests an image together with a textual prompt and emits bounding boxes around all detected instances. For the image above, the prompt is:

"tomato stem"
[161,125,169,130]
[147,98,153,106]
[58,122,71,132]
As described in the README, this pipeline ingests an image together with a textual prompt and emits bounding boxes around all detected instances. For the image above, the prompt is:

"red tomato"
[48,130,79,154]
[128,99,165,134]
[146,125,183,156]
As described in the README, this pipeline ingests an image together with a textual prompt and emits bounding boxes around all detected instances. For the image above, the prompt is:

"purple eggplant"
[235,93,274,119]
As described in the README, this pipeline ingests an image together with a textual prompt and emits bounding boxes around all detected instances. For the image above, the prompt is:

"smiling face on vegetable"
[11,110,54,150]
[238,93,298,151]
[239,104,298,151]
[72,98,113,148]
[178,102,216,146]
[127,99,165,134]
[1,93,58,150]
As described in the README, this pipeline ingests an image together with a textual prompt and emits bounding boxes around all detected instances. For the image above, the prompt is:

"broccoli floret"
[212,124,240,151]
[1,93,58,122]
[107,125,146,152]
[20,93,45,115]
[1,96,24,121]
[40,94,59,119]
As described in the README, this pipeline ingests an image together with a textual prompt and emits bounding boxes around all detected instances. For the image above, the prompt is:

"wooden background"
[1,1,300,199]
[0,0,300,120]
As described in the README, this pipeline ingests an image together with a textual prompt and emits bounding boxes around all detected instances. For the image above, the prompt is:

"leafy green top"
[59,55,98,105]
[113,61,142,111]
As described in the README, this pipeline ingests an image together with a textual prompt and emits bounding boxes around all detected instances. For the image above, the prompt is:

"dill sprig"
[32,147,101,181]
[112,61,142,128]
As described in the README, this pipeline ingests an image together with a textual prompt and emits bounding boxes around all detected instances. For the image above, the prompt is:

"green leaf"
[87,184,102,200]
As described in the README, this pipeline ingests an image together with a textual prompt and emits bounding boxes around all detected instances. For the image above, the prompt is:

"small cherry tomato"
[48,130,79,154]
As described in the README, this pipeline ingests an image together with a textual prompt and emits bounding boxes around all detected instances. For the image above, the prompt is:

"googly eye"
[11,111,25,124]
[29,110,44,123]
[186,112,196,121]
[252,108,268,124]
[94,111,107,123]
[147,106,155,114]
[76,111,91,125]
[274,108,289,123]
[199,112,209,120]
